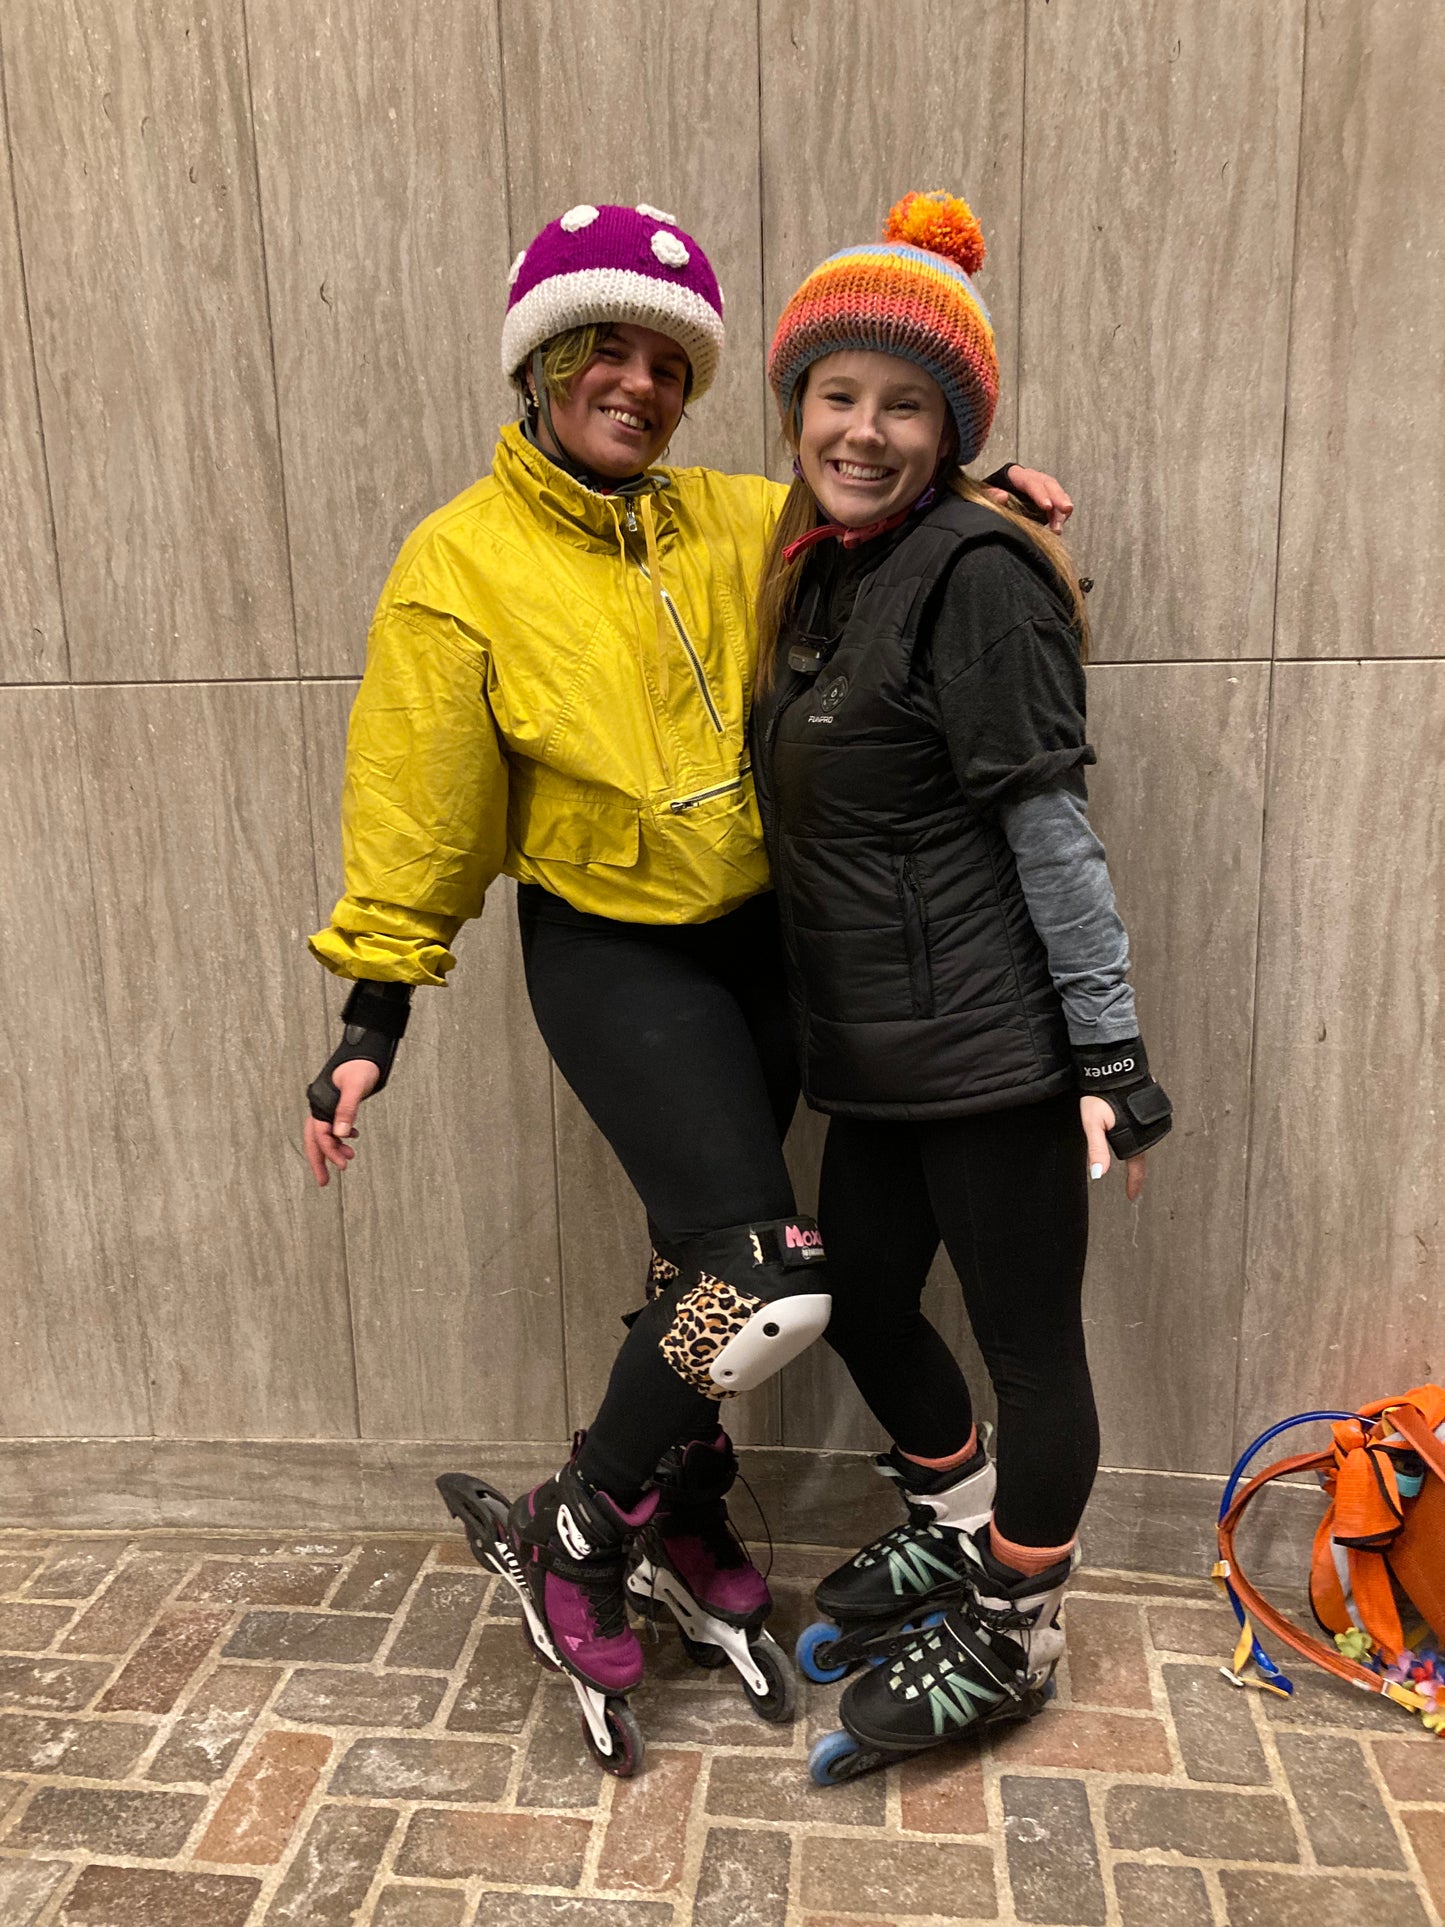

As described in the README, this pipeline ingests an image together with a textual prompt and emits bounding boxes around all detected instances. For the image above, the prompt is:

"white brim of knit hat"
[501,268,724,400]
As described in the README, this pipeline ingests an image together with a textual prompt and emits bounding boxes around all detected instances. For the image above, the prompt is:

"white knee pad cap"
[708,1292,832,1392]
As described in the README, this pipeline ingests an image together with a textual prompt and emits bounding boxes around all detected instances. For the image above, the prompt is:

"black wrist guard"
[1074,1036,1173,1158]
[306,982,413,1125]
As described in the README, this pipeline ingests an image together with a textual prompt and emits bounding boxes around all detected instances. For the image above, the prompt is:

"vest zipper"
[898,855,936,1019]
[669,769,750,813]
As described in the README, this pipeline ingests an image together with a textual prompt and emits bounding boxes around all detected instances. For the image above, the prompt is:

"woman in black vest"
[752,193,1173,1782]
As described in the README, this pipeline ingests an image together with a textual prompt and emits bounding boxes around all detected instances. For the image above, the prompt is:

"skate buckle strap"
[944,1618,1029,1703]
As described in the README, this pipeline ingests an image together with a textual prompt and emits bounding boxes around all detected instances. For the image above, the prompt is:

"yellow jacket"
[310,423,787,985]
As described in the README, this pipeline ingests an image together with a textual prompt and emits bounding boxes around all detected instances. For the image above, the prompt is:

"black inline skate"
[627,1427,796,1722]
[795,1441,996,1683]
[437,1461,658,1777]
[810,1529,1075,1784]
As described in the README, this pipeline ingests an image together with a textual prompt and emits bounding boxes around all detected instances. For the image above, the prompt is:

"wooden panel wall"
[0,78,63,684]
[247,0,514,678]
[71,684,356,1439]
[1239,663,1445,1437]
[1274,0,1445,659]
[0,693,148,1435]
[759,0,1025,473]
[0,0,1440,1538]
[1020,0,1303,662]
[1083,664,1269,1474]
[2,0,294,681]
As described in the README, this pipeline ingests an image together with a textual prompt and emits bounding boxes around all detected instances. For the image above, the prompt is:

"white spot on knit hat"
[559,204,599,232]
[507,249,526,287]
[636,203,678,225]
[651,229,690,268]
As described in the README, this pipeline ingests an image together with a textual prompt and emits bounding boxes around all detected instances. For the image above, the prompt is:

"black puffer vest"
[753,496,1074,1119]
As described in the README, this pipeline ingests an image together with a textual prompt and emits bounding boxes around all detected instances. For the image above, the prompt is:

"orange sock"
[900,1428,978,1473]
[989,1522,1075,1577]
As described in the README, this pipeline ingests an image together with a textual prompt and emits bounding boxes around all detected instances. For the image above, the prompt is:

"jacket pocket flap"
[511,774,640,868]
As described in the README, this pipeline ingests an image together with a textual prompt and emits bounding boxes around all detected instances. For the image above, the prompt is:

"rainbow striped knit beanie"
[768,191,998,464]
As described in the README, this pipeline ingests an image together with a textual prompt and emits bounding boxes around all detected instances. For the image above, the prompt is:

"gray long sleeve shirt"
[998,788,1138,1045]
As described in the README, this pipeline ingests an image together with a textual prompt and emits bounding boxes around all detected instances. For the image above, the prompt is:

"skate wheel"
[582,1696,644,1778]
[680,1630,730,1670]
[809,1727,864,1786]
[796,1619,848,1685]
[741,1631,797,1724]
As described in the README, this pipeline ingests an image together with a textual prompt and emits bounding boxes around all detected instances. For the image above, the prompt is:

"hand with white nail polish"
[1081,1096,1147,1201]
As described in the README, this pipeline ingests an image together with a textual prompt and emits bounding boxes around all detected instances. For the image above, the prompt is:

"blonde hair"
[511,323,609,407]
[755,381,1090,690]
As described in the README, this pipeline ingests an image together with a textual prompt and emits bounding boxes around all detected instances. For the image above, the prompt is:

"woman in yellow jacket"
[302,202,1067,1761]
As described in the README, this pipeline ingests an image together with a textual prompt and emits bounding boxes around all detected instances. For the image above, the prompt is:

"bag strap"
[1384,1400,1445,1482]
[1217,1447,1424,1706]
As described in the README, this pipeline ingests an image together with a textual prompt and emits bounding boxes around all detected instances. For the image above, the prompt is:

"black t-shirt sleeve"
[926,539,1094,811]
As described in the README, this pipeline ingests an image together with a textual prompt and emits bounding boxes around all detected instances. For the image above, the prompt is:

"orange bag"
[1216,1385,1445,1732]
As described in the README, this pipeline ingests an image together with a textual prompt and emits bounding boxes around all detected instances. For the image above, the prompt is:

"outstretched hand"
[1081,1095,1147,1202]
[304,1058,380,1187]
[988,465,1073,534]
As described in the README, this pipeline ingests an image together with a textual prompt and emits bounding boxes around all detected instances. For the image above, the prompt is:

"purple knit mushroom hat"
[502,203,725,399]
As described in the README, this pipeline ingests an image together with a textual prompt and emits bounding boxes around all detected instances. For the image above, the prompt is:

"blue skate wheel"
[796,1620,848,1684]
[809,1728,862,1786]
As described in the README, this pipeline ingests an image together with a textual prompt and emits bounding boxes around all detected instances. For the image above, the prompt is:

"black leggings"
[517,884,800,1500]
[818,1094,1098,1548]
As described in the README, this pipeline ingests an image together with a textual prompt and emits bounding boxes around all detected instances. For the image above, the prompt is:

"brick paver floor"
[0,1528,1441,1925]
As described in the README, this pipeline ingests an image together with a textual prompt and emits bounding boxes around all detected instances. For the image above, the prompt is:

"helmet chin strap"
[530,347,564,459]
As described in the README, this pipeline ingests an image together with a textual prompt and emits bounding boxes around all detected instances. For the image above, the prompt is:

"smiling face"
[535,323,690,477]
[797,349,952,527]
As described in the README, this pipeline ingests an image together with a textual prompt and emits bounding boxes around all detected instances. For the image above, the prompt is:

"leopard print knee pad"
[659,1273,767,1399]
[655,1218,831,1398]
[644,1247,682,1304]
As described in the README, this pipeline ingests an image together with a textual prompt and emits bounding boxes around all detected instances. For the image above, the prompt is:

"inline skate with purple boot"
[628,1427,796,1721]
[438,1459,658,1776]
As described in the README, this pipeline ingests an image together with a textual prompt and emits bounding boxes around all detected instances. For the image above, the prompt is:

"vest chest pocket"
[896,854,936,1019]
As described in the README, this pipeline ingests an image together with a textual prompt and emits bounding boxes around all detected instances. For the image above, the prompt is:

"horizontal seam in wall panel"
[11,660,1445,691]
[0,676,364,691]
[0,1437,1237,1474]
[1087,657,1445,669]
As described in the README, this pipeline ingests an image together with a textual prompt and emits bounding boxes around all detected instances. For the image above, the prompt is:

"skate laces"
[882,1619,1010,1710]
[853,1499,960,1579]
[555,1548,630,1641]
[734,1463,775,1582]
[660,1465,774,1581]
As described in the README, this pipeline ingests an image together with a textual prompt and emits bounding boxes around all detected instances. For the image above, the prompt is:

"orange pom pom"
[883,190,986,277]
